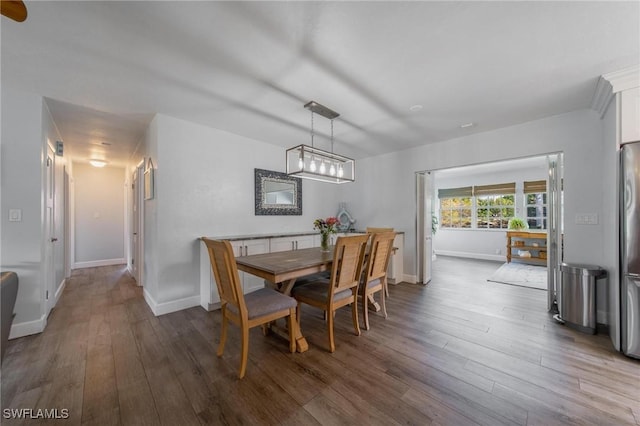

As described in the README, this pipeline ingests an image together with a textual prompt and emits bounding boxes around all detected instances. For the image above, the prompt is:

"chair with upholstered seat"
[360,231,396,330]
[202,238,297,379]
[292,234,369,353]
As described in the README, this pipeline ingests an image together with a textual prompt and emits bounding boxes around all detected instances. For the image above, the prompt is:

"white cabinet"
[621,87,640,143]
[330,232,365,245]
[200,231,405,310]
[232,239,270,294]
[388,233,404,284]
[270,235,316,252]
[199,238,269,310]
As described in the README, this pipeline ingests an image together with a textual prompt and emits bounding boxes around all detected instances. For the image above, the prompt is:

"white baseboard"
[55,278,66,304]
[403,274,417,284]
[435,250,505,263]
[73,258,126,269]
[9,314,47,339]
[143,289,200,316]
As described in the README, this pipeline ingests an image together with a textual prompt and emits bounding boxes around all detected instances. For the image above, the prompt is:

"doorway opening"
[416,153,564,312]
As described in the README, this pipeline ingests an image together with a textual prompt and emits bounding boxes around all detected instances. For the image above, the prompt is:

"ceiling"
[2,1,638,168]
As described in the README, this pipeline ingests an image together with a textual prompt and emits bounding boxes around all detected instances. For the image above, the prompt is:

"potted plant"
[507,217,529,230]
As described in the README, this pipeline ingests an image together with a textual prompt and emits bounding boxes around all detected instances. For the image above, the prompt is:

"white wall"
[340,109,606,286]
[73,162,126,267]
[434,165,548,261]
[1,88,65,337]
[142,114,339,314]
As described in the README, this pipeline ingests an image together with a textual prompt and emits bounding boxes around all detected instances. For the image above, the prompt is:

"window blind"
[473,182,516,196]
[437,186,473,198]
[524,180,547,193]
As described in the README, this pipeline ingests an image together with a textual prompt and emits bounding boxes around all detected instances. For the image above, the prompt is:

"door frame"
[416,152,564,310]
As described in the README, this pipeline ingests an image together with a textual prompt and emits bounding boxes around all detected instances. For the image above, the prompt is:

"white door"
[131,169,139,281]
[416,171,434,284]
[547,153,563,312]
[45,145,56,317]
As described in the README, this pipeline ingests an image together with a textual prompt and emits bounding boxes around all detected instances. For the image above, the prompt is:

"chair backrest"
[366,227,394,233]
[364,231,396,283]
[329,234,369,298]
[201,238,246,316]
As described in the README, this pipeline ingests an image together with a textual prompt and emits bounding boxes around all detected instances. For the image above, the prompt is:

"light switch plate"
[9,209,22,222]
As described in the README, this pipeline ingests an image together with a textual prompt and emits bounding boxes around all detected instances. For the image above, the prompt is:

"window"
[440,197,472,228]
[438,186,472,229]
[474,182,516,229]
[476,194,515,229]
[524,180,547,229]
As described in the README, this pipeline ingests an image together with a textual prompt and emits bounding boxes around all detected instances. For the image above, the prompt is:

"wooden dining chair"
[366,227,395,297]
[202,238,297,379]
[360,231,396,330]
[292,234,369,353]
[366,227,394,233]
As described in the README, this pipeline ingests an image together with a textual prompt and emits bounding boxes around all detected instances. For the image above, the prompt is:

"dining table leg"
[367,295,381,312]
[265,278,309,352]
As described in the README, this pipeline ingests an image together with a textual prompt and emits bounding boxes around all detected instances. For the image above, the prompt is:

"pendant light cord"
[310,109,315,148]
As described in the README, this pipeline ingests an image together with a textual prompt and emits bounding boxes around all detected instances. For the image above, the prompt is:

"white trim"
[402,274,417,284]
[435,250,506,263]
[55,278,66,304]
[143,289,200,316]
[9,314,47,339]
[601,64,640,93]
[73,258,126,269]
[591,76,614,118]
[592,65,640,117]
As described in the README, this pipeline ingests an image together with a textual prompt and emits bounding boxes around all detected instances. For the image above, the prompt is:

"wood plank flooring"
[2,256,639,425]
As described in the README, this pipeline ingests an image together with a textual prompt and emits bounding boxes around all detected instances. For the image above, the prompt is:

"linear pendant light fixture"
[286,101,355,184]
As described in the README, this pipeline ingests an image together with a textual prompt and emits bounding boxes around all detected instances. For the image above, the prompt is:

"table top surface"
[235,246,335,275]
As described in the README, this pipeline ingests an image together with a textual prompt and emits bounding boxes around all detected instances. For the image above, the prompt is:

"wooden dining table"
[235,246,335,353]
[236,245,390,352]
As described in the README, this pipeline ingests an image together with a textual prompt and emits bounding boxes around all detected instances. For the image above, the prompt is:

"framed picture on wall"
[144,158,154,200]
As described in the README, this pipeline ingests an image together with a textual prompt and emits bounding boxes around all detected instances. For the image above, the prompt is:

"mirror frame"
[254,168,302,215]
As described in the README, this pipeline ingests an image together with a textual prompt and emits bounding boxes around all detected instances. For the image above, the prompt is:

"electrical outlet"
[575,213,598,225]
[495,248,501,255]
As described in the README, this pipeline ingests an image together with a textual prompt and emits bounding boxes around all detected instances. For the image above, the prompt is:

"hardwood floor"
[2,257,639,425]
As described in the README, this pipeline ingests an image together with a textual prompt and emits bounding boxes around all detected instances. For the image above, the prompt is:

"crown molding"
[591,64,639,118]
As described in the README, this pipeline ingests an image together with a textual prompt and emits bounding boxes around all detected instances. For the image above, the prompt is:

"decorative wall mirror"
[255,168,302,215]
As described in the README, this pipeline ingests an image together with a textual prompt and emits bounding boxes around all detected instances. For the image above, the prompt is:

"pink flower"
[314,217,339,234]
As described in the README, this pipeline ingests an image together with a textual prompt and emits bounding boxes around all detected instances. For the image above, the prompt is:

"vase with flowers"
[314,217,339,252]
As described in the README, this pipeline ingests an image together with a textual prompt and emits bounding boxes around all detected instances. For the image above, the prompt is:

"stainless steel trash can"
[559,263,607,334]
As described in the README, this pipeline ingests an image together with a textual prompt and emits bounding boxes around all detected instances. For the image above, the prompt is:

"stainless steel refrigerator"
[621,141,640,359]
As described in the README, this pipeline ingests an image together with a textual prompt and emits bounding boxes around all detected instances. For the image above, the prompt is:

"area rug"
[487,262,547,290]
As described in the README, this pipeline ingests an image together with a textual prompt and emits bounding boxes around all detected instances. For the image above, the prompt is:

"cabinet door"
[295,235,315,250]
[270,237,296,253]
[241,239,270,293]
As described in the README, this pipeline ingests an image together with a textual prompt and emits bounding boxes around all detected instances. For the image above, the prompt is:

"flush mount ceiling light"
[286,101,355,184]
[460,122,475,128]
[89,159,108,168]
